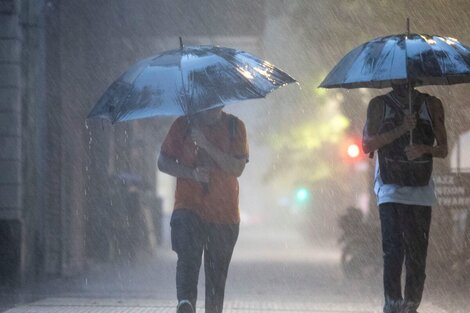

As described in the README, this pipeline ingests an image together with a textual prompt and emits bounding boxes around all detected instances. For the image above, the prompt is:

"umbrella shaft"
[409,85,413,145]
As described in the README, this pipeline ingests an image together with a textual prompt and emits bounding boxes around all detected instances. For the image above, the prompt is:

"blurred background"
[1,0,470,311]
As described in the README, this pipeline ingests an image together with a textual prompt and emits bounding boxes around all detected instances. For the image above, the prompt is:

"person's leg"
[379,203,405,313]
[171,209,206,311]
[401,205,432,313]
[204,223,239,313]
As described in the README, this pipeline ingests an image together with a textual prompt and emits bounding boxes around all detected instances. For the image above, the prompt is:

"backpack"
[377,92,435,186]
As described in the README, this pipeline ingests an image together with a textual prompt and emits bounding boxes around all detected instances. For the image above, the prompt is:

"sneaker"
[177,300,194,313]
[384,298,403,313]
[401,300,418,313]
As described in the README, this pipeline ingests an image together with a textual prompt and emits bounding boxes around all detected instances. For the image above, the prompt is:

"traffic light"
[295,187,310,203]
[340,137,365,163]
[346,142,361,159]
[291,186,312,215]
[294,187,310,204]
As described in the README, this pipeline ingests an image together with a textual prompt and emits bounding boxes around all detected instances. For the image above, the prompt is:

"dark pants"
[379,203,432,313]
[170,209,239,313]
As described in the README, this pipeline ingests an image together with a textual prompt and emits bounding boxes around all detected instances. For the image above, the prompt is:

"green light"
[295,188,310,203]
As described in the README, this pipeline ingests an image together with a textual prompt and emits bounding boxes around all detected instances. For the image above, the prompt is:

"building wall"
[0,0,26,285]
[0,0,48,285]
[0,0,267,285]
[0,1,22,221]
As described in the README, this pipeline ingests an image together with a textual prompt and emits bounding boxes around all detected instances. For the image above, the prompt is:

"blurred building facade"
[0,0,266,286]
[2,0,469,287]
[0,0,49,286]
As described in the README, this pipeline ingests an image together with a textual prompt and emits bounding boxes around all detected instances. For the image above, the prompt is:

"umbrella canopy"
[88,45,296,123]
[319,33,470,89]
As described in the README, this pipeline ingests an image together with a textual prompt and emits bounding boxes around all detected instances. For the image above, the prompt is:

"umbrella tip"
[406,17,410,35]
[179,37,183,50]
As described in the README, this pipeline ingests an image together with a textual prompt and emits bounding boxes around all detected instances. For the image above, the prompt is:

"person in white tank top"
[362,83,448,313]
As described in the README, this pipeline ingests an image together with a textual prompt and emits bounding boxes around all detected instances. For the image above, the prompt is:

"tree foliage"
[260,0,470,188]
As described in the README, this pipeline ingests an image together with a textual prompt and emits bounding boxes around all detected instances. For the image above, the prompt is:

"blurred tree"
[259,0,470,188]
[263,90,350,186]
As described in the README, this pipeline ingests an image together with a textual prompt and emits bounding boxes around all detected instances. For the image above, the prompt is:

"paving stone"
[3,298,448,313]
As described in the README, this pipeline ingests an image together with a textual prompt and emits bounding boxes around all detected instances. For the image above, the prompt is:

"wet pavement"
[0,224,463,313]
[0,298,449,313]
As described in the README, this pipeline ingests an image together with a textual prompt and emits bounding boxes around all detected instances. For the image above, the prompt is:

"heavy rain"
[1,1,469,313]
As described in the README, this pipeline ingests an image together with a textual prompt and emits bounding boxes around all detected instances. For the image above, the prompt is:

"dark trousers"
[170,209,239,313]
[379,203,432,313]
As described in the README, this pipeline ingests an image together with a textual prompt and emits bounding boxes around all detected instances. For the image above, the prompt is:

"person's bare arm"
[157,152,210,183]
[362,97,416,154]
[405,97,448,160]
[190,129,246,177]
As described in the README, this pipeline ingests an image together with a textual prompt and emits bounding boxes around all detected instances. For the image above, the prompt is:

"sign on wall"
[434,174,470,208]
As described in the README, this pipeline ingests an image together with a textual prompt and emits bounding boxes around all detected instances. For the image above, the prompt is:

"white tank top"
[374,92,437,206]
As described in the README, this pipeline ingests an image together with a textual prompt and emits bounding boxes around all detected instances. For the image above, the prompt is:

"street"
[1,223,452,313]
[3,1,470,312]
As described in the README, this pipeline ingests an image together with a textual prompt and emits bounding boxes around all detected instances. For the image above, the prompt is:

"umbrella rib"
[382,41,392,87]
[446,40,470,84]
[387,39,398,84]
[322,40,375,88]
[451,42,470,84]
[113,63,151,122]
[370,38,392,85]
[203,66,227,107]
[347,44,373,88]
[425,36,446,83]
[178,49,191,114]
[435,36,456,85]
[213,50,267,97]
[438,37,469,85]
[454,41,470,66]
[236,67,267,98]
[235,64,267,97]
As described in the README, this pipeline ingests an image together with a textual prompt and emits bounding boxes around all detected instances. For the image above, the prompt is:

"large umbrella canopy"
[88,45,296,123]
[319,33,470,89]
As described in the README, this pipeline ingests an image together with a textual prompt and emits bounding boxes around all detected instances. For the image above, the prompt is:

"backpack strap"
[182,116,192,140]
[386,91,429,115]
[419,93,434,129]
[228,115,238,140]
[367,97,386,159]
[383,93,406,116]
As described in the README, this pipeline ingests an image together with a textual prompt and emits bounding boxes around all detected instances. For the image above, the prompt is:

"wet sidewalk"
[2,297,448,313]
[0,225,456,313]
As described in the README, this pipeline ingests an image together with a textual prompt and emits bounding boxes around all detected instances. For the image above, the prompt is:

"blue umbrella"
[320,21,470,143]
[319,33,470,89]
[88,40,296,123]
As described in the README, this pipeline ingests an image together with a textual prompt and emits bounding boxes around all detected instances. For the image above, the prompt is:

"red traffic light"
[340,137,365,162]
[347,143,361,159]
